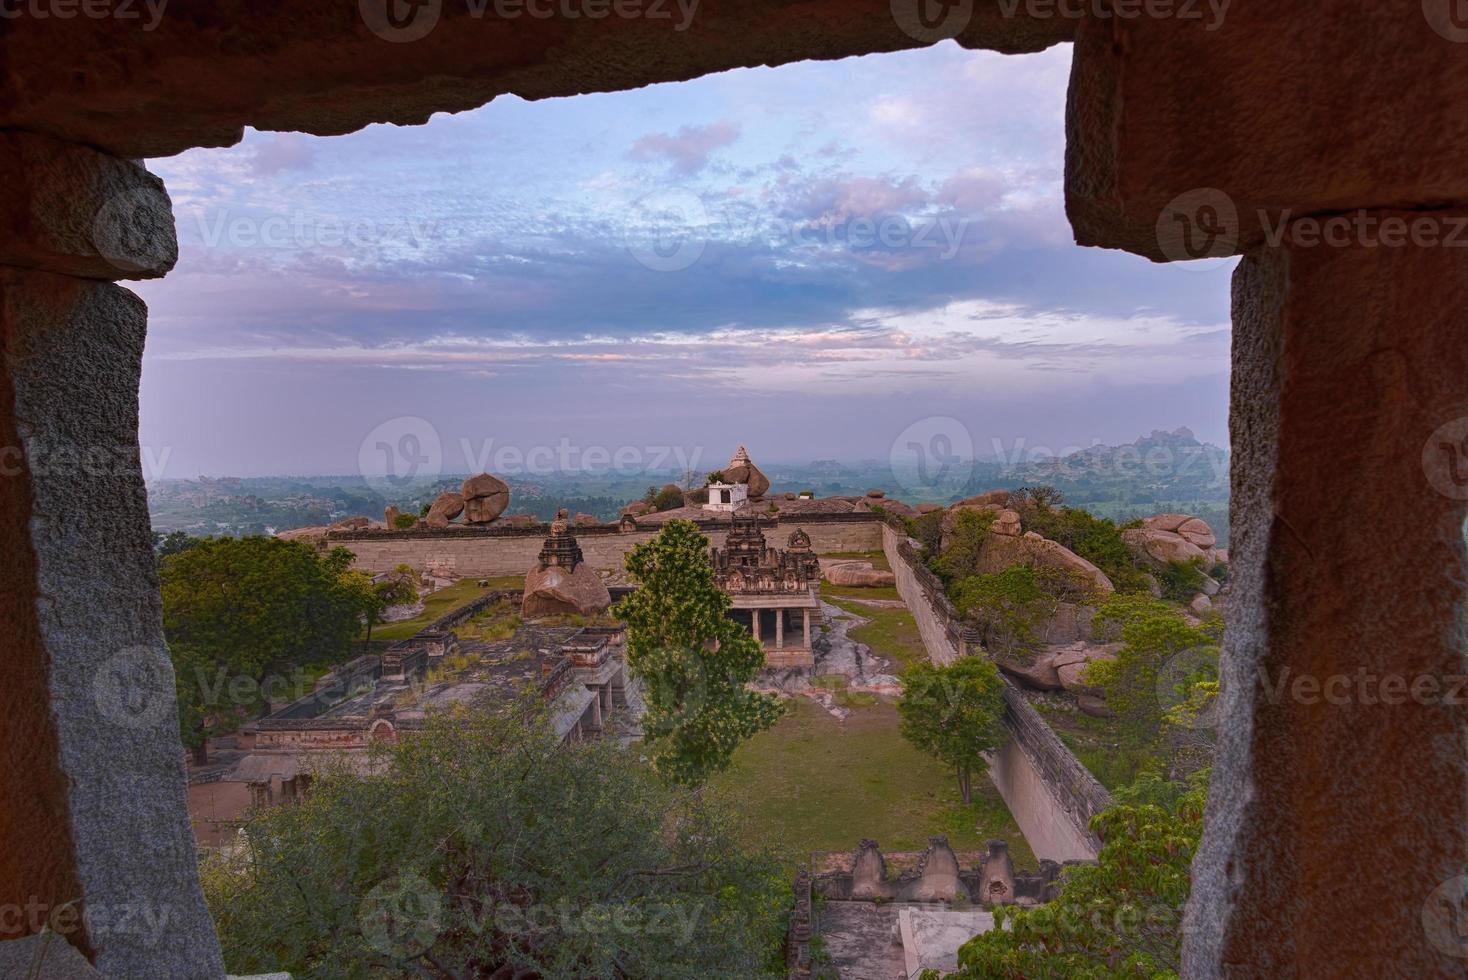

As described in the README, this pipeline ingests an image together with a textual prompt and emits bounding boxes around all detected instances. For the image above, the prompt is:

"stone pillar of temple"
[803,609,811,649]
[750,608,760,642]
[775,609,784,650]
[1183,226,1468,978]
[0,133,225,977]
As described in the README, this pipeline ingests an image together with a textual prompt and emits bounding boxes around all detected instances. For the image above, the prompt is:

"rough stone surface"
[1052,645,1116,695]
[0,269,225,975]
[906,839,966,903]
[0,934,102,978]
[460,472,509,524]
[1122,526,1209,566]
[0,132,177,281]
[821,560,896,588]
[1066,7,1468,260]
[2,4,1072,159]
[996,651,1062,691]
[1183,234,1468,979]
[522,562,611,620]
[424,490,464,527]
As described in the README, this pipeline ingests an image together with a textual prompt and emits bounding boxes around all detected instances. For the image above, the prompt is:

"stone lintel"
[0,131,176,281]
[1066,5,1468,262]
[1,2,1073,159]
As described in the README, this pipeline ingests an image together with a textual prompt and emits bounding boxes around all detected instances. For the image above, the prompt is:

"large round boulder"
[424,490,465,528]
[724,445,771,499]
[822,560,897,588]
[460,472,510,524]
[522,563,612,620]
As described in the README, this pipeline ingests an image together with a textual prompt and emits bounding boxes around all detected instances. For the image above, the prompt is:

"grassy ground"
[367,576,524,642]
[824,597,928,675]
[1033,698,1146,791]
[709,698,1037,870]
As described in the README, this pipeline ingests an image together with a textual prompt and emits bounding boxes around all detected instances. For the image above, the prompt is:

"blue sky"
[133,41,1233,479]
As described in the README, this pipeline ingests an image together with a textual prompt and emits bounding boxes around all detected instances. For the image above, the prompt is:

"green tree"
[1084,594,1221,758]
[359,564,420,650]
[933,509,996,584]
[950,565,1056,659]
[896,658,1007,804]
[152,529,199,563]
[201,706,788,979]
[161,537,376,755]
[614,520,783,785]
[947,780,1206,979]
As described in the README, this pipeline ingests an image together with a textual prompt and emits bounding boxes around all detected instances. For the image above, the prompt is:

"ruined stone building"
[711,517,823,668]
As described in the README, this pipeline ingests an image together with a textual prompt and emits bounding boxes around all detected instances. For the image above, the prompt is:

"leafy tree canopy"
[614,520,782,785]
[896,657,1008,804]
[161,537,375,748]
[950,565,1056,659]
[202,706,788,979]
[947,777,1207,979]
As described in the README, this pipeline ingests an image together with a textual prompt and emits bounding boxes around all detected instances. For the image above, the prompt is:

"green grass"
[824,550,893,572]
[366,576,524,642]
[826,598,928,674]
[709,698,1036,869]
[1033,700,1148,791]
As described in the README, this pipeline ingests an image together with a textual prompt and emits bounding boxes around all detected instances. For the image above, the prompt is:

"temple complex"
[186,619,634,846]
[711,516,823,668]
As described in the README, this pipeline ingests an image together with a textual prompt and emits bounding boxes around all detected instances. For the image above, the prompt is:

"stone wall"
[334,513,884,577]
[880,522,968,665]
[989,685,1111,862]
[879,520,1109,862]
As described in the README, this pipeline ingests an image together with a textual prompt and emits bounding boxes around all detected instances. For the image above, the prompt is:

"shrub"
[202,707,788,979]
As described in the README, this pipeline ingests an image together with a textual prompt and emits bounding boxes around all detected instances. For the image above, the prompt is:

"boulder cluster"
[1121,513,1223,566]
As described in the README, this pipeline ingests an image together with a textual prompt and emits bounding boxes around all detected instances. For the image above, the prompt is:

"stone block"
[1183,228,1468,977]
[0,132,176,280]
[1067,4,1468,260]
[0,268,224,977]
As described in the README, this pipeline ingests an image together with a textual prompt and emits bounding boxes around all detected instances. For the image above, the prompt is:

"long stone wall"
[880,523,967,665]
[991,685,1110,861]
[879,520,1109,862]
[332,513,884,577]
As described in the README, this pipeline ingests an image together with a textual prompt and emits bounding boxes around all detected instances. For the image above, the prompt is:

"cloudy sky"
[133,41,1234,480]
